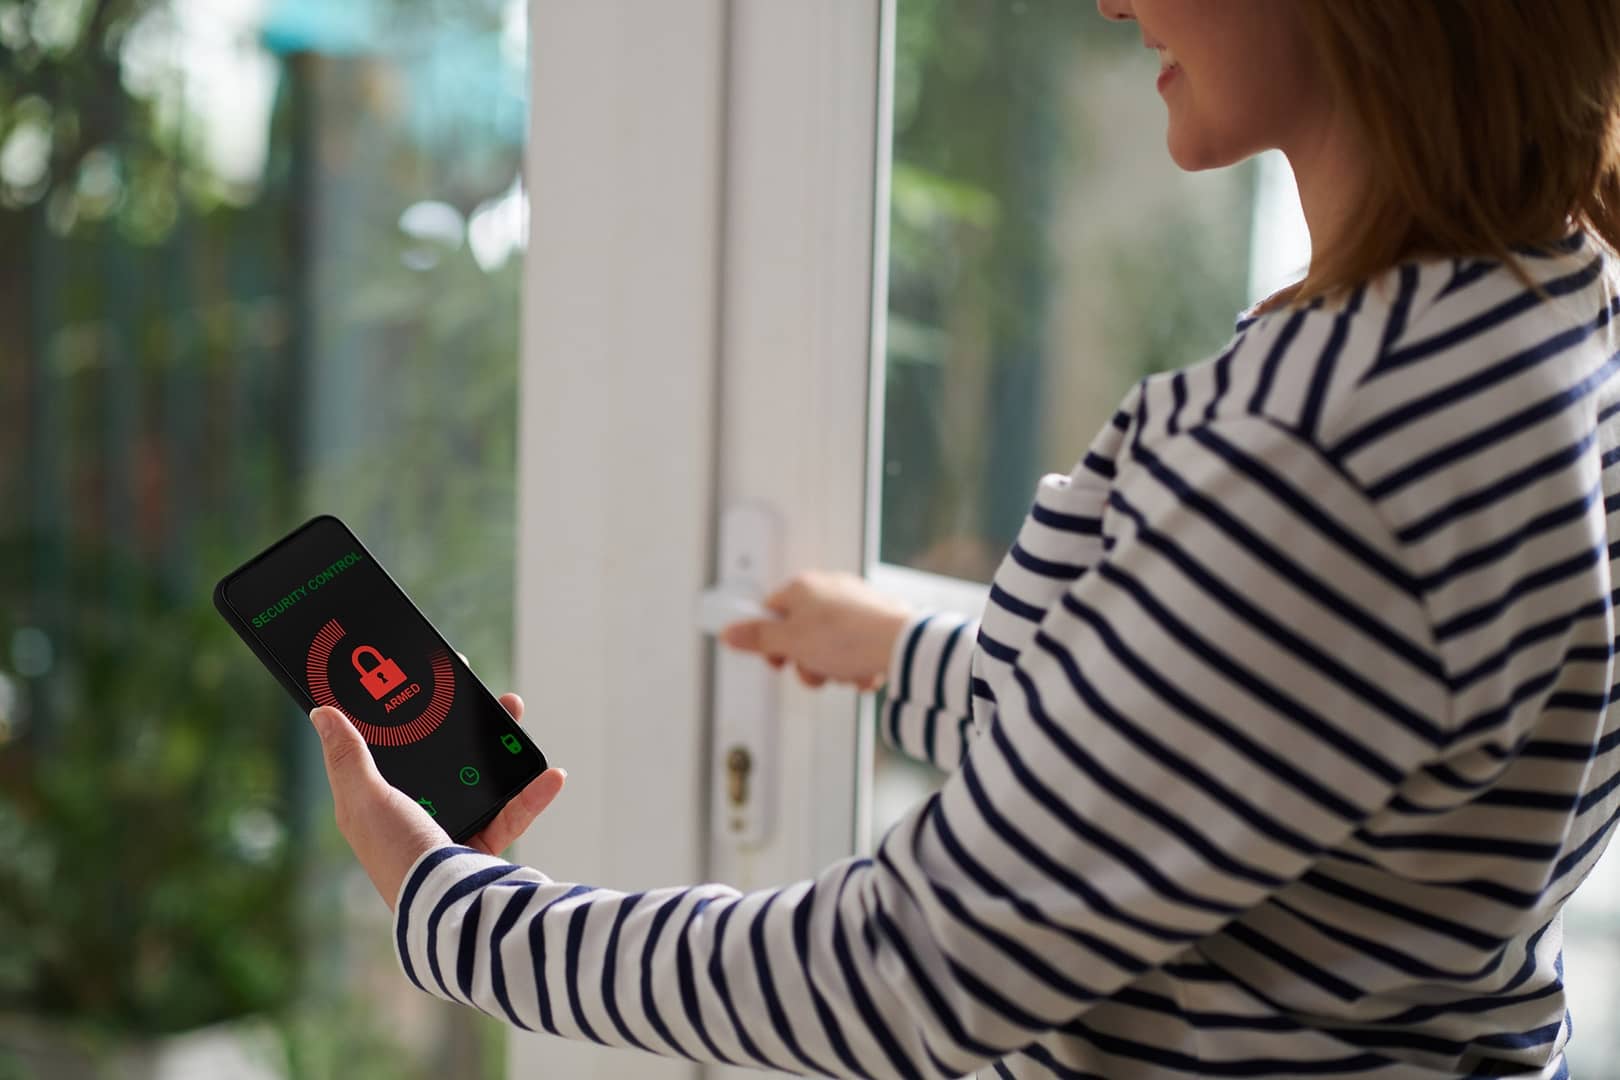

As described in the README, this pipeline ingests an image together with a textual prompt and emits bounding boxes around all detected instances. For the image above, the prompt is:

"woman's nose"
[1097,0,1135,21]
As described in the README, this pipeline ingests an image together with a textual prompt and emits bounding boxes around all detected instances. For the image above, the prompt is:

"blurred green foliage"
[0,537,299,1036]
[0,0,521,1076]
[880,0,1255,581]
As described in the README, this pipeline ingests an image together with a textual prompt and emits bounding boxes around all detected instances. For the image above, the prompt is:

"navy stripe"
[1203,332,1245,424]
[1222,920,1365,1002]
[1167,369,1188,435]
[982,718,1233,936]
[1367,255,1606,378]
[879,838,1080,1025]
[600,893,652,1051]
[1454,639,1610,738]
[863,885,1007,1062]
[1374,263,1421,357]
[640,893,699,1059]
[526,884,595,1035]
[990,581,1046,623]
[1299,284,1365,439]
[1299,869,1499,949]
[565,902,606,1044]
[1000,663,1282,900]
[1366,346,1620,500]
[1433,543,1605,642]
[427,864,519,1000]
[1031,501,1102,534]
[703,899,782,1070]
[1132,441,1445,703]
[1397,423,1600,544]
[957,748,1179,960]
[1552,798,1620,882]
[1435,258,1495,302]
[1109,486,1444,745]
[1334,292,1620,459]
[457,892,486,1006]
[1577,762,1620,815]
[1270,897,1507,982]
[1076,565,1383,816]
[897,614,930,701]
[922,793,1119,996]
[1081,450,1116,480]
[487,884,539,1030]
[1008,540,1084,579]
[1416,484,1599,593]
[397,845,477,993]
[977,627,1018,665]
[1349,827,1559,860]
[791,883,868,1077]
[890,614,933,758]
[827,861,926,1080]
[1247,308,1309,415]
[674,898,737,1065]
[748,889,836,1076]
[1191,423,1421,595]
[935,620,964,713]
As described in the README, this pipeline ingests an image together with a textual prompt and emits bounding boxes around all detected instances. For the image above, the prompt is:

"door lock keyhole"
[725,745,753,829]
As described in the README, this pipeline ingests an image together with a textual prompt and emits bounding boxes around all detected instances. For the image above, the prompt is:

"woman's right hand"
[718,570,916,692]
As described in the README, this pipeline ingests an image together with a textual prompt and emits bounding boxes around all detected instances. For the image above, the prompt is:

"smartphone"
[213,514,547,843]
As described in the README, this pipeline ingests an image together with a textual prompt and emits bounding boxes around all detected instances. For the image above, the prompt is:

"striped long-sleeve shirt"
[393,227,1620,1078]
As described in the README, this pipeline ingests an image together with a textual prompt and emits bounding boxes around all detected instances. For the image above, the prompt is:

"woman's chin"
[1165,125,1250,173]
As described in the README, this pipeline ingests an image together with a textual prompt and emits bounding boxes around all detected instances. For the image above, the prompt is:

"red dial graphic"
[306,618,455,746]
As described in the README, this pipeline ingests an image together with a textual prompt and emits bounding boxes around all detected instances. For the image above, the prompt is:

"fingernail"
[308,707,332,736]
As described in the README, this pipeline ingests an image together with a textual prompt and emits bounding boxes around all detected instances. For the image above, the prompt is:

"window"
[868,0,1296,837]
[0,1,525,1075]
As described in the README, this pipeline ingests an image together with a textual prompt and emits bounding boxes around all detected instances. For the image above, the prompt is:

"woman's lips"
[1157,63,1181,93]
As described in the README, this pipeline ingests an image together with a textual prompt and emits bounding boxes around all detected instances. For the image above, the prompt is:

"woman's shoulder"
[1139,227,1616,460]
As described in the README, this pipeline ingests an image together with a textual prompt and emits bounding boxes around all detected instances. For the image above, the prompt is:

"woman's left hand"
[307,693,567,912]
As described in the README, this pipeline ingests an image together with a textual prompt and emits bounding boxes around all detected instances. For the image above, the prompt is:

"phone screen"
[215,515,546,842]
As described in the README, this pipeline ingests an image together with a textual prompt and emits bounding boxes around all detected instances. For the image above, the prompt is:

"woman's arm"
[879,610,981,773]
[389,415,1453,1078]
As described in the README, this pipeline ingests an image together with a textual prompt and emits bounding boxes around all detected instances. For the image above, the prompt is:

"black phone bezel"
[213,513,546,843]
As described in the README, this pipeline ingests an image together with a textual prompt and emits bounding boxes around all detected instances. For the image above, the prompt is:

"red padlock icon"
[352,645,407,700]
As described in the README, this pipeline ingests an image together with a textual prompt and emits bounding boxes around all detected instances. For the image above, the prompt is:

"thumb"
[309,706,380,788]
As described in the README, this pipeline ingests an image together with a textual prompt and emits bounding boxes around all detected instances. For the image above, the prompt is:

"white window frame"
[510,3,725,1077]
[510,2,970,1077]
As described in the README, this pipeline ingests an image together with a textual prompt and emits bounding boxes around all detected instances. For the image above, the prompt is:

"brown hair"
[1257,0,1620,316]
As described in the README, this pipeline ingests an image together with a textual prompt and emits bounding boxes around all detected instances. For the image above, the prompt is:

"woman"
[309,1,1620,1075]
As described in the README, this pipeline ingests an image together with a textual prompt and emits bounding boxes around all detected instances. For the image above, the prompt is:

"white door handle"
[695,588,773,634]
[698,503,783,850]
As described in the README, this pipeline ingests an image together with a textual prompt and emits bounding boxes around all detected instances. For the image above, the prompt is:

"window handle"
[697,503,783,850]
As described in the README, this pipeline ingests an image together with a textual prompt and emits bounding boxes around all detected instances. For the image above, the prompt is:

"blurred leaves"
[1,2,521,1076]
[0,534,299,1036]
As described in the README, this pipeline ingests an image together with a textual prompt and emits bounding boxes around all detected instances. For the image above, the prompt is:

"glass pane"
[872,0,1287,843]
[0,1,525,1076]
[880,0,1266,585]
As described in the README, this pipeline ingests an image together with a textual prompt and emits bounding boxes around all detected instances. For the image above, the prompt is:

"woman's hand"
[307,694,566,912]
[719,569,915,691]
